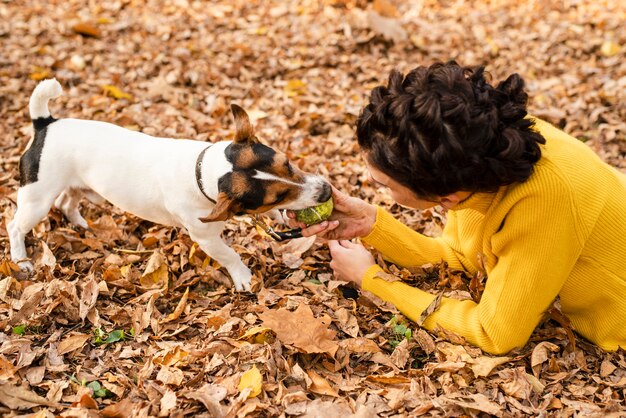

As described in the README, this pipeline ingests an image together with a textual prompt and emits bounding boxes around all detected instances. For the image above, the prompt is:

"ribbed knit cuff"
[362,266,437,325]
[362,206,395,246]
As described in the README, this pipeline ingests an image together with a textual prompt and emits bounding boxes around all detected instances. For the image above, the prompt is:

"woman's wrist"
[357,202,377,237]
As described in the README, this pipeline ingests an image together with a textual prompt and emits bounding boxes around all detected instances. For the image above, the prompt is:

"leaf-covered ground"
[1,0,625,416]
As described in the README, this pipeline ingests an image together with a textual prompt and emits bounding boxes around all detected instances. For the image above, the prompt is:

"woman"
[290,61,626,355]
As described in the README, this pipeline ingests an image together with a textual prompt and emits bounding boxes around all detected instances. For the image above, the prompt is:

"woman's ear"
[199,192,241,222]
[439,192,472,210]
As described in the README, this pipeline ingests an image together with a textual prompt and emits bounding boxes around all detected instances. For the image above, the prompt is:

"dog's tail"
[29,78,62,120]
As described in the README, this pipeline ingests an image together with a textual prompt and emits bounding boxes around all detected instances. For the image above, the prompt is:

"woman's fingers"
[300,220,339,237]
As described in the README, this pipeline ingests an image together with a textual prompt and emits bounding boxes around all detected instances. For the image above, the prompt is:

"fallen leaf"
[181,383,226,417]
[0,383,58,410]
[72,22,102,38]
[79,276,99,321]
[57,333,90,355]
[160,389,177,416]
[238,365,263,398]
[141,251,168,288]
[600,40,621,57]
[260,303,339,356]
[531,341,560,377]
[38,241,56,269]
[417,291,443,326]
[284,79,307,97]
[102,85,133,101]
[470,355,511,378]
[305,370,339,397]
[366,11,408,43]
[101,398,134,418]
[161,287,189,323]
[238,326,272,344]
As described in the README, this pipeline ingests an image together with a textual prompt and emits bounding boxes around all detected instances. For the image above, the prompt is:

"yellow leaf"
[161,287,189,323]
[154,346,190,367]
[238,326,272,344]
[102,85,133,101]
[29,69,51,81]
[238,365,262,398]
[140,251,168,288]
[72,22,102,38]
[284,79,307,97]
[600,40,621,57]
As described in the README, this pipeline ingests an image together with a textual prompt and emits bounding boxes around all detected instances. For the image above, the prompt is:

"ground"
[0,0,625,417]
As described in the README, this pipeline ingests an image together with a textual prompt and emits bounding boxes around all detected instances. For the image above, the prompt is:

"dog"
[7,79,331,291]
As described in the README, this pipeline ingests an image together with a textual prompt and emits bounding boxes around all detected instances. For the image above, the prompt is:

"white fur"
[8,80,328,291]
[29,78,62,119]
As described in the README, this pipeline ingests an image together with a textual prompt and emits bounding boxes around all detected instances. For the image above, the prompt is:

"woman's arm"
[362,206,470,271]
[362,189,583,355]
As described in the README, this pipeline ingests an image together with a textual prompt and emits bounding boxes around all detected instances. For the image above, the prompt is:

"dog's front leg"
[187,223,252,292]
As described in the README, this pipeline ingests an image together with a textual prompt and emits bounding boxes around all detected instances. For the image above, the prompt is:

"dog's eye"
[271,191,289,205]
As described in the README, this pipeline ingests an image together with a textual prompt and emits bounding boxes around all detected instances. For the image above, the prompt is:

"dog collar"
[195,144,216,204]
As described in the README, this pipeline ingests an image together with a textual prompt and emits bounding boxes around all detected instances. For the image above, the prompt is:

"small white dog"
[8,79,331,291]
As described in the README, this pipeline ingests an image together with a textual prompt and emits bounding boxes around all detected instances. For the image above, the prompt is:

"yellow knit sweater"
[361,118,626,355]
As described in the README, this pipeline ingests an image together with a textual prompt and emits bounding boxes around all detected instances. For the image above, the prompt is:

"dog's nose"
[317,182,332,203]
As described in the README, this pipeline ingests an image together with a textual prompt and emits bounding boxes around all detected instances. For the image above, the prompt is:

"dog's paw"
[231,269,252,292]
[17,260,34,275]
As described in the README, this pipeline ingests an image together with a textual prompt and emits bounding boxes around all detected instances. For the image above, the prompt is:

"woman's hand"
[328,240,376,288]
[287,186,377,240]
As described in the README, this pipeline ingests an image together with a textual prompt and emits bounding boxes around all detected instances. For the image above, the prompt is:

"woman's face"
[365,160,439,210]
[364,158,471,210]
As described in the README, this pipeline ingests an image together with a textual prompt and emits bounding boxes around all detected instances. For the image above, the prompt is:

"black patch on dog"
[19,116,57,186]
[225,142,277,171]
[217,171,267,211]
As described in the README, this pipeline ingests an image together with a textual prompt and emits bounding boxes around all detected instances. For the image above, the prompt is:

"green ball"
[295,198,334,226]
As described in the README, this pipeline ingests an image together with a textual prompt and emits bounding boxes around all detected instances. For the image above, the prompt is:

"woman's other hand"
[328,240,376,287]
[287,186,377,240]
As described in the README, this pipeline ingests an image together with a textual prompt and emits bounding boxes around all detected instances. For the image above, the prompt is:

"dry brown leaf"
[340,337,381,354]
[79,276,99,321]
[470,355,511,378]
[447,393,502,417]
[100,398,134,418]
[0,383,58,410]
[181,383,227,417]
[57,333,90,355]
[260,303,339,356]
[366,11,408,43]
[0,356,17,380]
[161,287,189,323]
[141,251,168,288]
[305,370,339,397]
[417,291,443,327]
[531,341,560,377]
[160,389,177,416]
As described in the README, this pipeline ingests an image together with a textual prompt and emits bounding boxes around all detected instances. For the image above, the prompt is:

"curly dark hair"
[356,61,546,199]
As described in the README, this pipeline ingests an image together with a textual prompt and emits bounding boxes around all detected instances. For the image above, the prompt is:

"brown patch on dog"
[233,147,259,169]
[229,171,250,196]
[252,181,300,214]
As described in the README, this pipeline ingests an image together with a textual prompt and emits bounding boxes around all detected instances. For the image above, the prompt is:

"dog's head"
[200,105,331,222]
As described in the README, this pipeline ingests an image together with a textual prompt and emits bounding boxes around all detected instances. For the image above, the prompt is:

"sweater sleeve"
[361,206,470,271]
[362,184,583,355]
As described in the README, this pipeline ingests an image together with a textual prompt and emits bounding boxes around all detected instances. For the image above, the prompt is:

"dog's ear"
[199,192,242,223]
[231,104,258,143]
